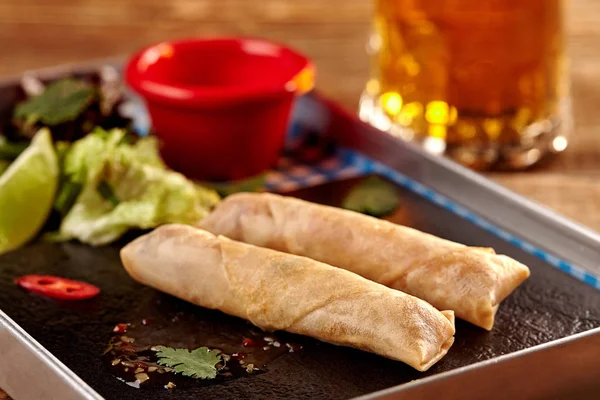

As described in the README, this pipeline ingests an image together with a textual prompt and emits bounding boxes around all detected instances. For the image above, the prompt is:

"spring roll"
[198,192,531,330]
[120,224,456,371]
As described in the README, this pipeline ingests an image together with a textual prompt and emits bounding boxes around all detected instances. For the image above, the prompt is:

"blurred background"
[0,0,598,231]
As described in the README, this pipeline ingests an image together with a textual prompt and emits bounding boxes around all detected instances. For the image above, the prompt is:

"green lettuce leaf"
[51,128,220,245]
[53,129,122,216]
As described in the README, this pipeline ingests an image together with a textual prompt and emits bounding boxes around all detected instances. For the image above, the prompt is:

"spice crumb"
[135,373,150,383]
[165,382,176,390]
[120,336,135,343]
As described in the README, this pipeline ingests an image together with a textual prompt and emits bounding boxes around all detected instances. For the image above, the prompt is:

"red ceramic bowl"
[125,37,315,181]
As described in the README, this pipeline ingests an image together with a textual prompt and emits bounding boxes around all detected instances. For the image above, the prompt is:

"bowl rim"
[125,36,315,108]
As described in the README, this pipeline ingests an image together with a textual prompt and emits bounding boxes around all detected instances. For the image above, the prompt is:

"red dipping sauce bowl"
[125,37,315,181]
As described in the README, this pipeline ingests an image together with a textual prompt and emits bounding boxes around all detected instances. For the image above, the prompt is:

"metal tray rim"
[0,310,103,400]
[353,326,600,400]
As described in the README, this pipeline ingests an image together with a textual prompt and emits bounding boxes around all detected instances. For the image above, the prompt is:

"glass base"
[358,92,573,171]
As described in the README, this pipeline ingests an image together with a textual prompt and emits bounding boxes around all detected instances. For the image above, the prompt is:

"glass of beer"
[359,0,571,170]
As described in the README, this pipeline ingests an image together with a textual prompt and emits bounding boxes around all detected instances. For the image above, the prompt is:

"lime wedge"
[0,128,59,254]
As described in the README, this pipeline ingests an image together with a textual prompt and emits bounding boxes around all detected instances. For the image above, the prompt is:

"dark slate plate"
[1,176,600,400]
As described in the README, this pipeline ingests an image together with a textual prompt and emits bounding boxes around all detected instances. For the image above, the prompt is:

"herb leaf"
[342,176,401,217]
[206,173,267,197]
[155,346,221,380]
[14,78,95,126]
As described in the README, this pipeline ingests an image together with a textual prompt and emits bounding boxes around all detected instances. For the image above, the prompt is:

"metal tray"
[1,60,600,400]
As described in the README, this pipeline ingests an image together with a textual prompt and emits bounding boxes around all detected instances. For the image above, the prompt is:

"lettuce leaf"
[51,128,220,245]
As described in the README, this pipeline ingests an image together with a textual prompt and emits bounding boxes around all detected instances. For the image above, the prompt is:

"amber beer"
[359,0,571,169]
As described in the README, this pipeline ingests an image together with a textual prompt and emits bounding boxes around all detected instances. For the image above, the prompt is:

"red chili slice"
[15,275,100,300]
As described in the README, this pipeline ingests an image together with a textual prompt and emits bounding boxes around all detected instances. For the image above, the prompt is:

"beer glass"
[359,0,571,170]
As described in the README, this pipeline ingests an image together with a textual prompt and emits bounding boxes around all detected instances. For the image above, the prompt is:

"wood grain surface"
[0,0,598,232]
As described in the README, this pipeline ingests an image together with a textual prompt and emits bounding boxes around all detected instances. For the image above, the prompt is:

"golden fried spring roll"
[120,224,455,371]
[198,193,531,330]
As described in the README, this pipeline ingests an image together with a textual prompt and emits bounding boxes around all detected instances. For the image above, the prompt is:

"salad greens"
[6,74,131,144]
[0,74,220,250]
[14,78,95,127]
[50,128,220,246]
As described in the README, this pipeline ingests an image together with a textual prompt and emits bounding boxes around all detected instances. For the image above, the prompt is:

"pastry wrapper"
[121,224,456,371]
[199,193,531,330]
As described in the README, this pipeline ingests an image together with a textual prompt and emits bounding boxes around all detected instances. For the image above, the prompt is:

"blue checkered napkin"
[264,154,364,193]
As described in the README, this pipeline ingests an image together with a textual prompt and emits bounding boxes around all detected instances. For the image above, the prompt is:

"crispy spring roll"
[198,193,531,330]
[121,224,455,371]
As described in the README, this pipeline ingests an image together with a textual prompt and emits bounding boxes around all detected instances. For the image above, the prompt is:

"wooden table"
[0,0,598,232]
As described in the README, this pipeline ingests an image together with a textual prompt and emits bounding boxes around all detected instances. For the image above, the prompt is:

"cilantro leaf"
[14,78,95,126]
[155,346,221,380]
[342,176,401,217]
